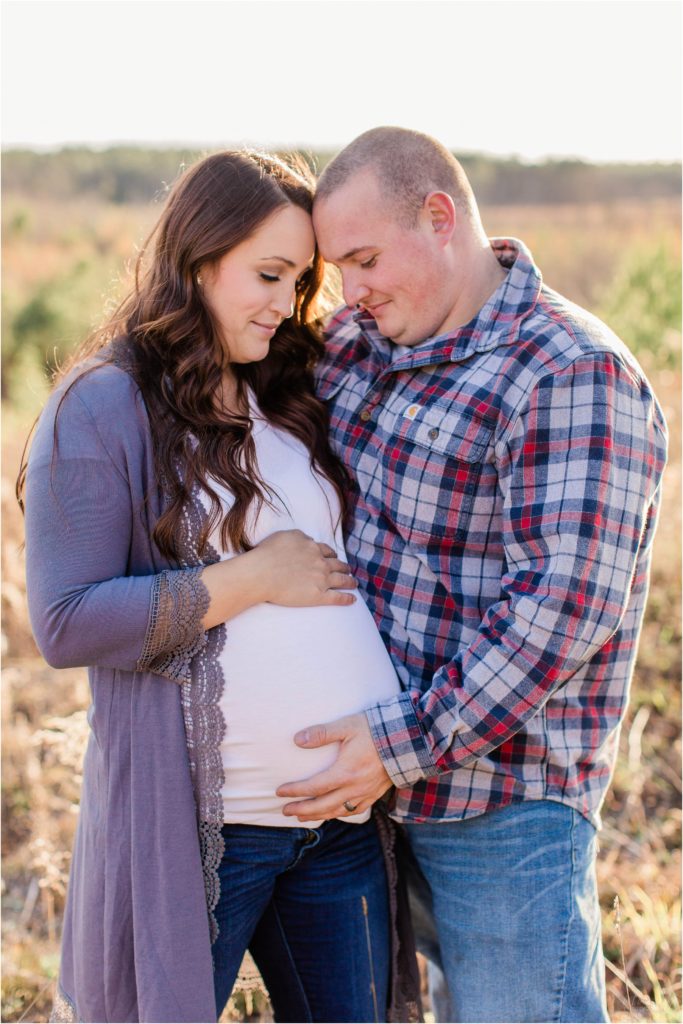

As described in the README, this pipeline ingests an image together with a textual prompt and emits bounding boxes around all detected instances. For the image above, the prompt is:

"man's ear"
[423,191,456,245]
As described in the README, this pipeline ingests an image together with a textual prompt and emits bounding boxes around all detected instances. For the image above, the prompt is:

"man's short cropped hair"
[316,126,479,228]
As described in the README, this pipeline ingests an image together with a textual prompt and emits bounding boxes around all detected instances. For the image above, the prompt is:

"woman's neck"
[216,369,248,417]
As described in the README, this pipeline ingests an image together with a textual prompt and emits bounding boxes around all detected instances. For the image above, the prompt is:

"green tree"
[598,245,682,369]
[2,259,109,401]
[2,289,64,399]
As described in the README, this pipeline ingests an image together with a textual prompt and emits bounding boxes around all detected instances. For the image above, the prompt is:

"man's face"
[313,170,453,346]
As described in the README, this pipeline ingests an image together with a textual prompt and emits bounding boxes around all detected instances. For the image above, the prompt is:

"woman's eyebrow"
[259,256,294,265]
[259,256,314,271]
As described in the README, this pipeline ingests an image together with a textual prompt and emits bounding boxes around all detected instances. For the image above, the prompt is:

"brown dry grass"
[482,198,681,311]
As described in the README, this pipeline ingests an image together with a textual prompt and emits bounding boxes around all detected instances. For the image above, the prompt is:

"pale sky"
[2,0,681,162]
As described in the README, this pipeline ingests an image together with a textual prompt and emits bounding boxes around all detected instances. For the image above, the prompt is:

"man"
[277,127,667,1022]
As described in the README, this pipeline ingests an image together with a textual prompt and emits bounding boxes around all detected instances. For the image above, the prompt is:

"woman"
[19,151,420,1023]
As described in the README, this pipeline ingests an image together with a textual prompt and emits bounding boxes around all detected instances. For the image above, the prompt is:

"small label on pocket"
[403,403,422,420]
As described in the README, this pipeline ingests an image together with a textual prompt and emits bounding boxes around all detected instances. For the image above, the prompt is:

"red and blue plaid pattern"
[317,239,667,827]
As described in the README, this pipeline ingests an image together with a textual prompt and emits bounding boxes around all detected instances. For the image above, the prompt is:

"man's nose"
[342,274,370,309]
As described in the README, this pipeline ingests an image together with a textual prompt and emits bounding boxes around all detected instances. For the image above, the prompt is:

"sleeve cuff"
[137,566,210,685]
[366,691,440,787]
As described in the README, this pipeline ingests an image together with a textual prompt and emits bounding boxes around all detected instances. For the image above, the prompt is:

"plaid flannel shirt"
[317,239,667,827]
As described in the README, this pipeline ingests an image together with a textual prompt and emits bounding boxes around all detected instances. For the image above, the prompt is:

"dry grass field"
[2,193,681,1023]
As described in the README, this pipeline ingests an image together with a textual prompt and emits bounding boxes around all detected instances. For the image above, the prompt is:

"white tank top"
[199,394,401,827]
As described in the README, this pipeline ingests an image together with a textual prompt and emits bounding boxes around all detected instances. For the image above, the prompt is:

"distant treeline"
[2,146,681,206]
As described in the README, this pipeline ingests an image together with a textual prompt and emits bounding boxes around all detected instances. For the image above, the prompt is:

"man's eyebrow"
[339,246,375,262]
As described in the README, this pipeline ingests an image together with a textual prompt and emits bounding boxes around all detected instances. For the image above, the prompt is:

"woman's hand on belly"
[202,529,357,628]
[255,530,358,607]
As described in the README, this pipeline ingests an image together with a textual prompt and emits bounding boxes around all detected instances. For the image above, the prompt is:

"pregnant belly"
[219,597,401,826]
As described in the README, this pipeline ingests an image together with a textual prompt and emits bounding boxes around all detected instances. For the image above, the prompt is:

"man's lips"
[364,300,390,316]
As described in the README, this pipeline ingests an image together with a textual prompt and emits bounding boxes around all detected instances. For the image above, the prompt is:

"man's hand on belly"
[277,713,392,821]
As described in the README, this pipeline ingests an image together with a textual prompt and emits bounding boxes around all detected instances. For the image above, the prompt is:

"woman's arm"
[25,413,201,679]
[25,372,356,682]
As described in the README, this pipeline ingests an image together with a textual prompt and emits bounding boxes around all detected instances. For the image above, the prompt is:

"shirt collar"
[352,237,542,368]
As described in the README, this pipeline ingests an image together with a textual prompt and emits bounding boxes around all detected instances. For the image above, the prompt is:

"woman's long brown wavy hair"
[17,150,349,560]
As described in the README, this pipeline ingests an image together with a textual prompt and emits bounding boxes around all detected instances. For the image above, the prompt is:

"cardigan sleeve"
[24,371,209,684]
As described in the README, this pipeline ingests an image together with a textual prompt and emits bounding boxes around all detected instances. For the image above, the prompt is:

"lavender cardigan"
[25,351,420,1024]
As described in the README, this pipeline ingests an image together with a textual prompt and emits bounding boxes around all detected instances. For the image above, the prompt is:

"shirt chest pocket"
[381,404,494,543]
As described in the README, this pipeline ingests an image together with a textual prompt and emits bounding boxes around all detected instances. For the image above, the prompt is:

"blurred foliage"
[598,245,682,370]
[2,260,105,398]
[5,285,66,395]
[3,210,681,402]
[3,146,681,206]
[2,195,150,401]
[2,146,199,204]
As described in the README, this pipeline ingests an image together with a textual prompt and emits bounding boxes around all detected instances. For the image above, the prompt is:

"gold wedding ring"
[343,800,359,813]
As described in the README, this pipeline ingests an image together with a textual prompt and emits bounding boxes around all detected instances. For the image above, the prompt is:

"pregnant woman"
[20,150,418,1023]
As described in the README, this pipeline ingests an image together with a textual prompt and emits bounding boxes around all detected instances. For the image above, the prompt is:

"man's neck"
[437,242,508,336]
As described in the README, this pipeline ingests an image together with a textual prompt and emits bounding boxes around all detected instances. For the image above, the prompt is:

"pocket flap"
[316,374,346,402]
[394,403,494,462]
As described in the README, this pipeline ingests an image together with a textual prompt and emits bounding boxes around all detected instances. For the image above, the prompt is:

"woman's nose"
[271,289,295,320]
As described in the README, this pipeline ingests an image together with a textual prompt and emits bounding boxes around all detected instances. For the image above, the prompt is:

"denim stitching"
[268,898,313,1023]
[361,894,380,1023]
[285,828,322,872]
[555,810,577,1022]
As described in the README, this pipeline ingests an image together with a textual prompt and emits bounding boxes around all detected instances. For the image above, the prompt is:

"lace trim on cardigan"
[106,344,227,944]
[175,490,227,945]
[49,986,79,1023]
[136,566,210,684]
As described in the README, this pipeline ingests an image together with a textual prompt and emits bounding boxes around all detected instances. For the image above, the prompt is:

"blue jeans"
[212,817,390,1022]
[404,800,609,1023]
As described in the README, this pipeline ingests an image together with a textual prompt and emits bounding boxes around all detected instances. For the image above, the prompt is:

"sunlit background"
[2,0,681,161]
[2,2,682,1022]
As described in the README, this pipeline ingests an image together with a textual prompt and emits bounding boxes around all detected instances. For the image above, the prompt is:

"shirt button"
[428,427,439,440]
[359,409,372,422]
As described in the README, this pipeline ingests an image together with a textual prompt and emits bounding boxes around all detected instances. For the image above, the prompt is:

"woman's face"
[201,203,315,366]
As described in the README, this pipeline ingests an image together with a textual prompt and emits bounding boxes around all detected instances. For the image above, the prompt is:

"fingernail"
[296,730,310,745]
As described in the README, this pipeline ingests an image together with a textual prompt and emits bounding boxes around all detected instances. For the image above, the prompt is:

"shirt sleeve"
[24,380,210,684]
[366,352,667,786]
